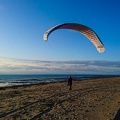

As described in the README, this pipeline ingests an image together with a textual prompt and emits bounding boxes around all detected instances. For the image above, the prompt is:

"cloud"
[0,57,120,75]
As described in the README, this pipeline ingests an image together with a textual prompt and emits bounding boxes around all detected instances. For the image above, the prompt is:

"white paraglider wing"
[43,23,105,53]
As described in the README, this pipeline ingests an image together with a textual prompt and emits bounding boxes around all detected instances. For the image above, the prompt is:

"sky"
[0,0,120,74]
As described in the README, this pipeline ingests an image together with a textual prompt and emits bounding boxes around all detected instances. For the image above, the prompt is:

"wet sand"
[0,77,120,120]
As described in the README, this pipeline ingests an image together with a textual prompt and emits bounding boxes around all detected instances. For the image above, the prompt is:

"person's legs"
[69,84,72,90]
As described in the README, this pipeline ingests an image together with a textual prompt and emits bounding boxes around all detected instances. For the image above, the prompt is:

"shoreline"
[0,75,118,89]
[0,76,120,119]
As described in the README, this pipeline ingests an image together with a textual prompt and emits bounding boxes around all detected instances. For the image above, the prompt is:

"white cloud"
[0,57,120,75]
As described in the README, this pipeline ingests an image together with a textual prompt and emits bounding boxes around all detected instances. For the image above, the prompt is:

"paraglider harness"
[68,76,72,90]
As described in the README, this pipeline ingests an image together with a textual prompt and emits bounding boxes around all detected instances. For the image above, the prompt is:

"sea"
[0,74,119,87]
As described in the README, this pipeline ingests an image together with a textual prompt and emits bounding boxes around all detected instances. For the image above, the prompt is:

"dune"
[0,77,120,120]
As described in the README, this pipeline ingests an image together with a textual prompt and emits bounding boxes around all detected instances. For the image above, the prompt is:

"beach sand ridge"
[0,77,120,120]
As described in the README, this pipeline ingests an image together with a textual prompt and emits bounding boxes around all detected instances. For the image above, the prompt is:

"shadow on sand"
[114,108,120,120]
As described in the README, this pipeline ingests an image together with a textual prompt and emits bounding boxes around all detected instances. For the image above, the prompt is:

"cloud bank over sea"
[0,57,120,75]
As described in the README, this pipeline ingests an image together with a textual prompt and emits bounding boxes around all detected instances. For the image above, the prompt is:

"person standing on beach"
[68,76,73,90]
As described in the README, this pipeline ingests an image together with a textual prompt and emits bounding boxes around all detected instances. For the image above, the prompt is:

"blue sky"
[0,0,120,74]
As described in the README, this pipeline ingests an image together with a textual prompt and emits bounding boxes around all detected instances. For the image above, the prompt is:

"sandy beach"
[0,77,120,120]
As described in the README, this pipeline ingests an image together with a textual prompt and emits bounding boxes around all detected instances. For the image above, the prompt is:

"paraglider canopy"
[43,23,105,53]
